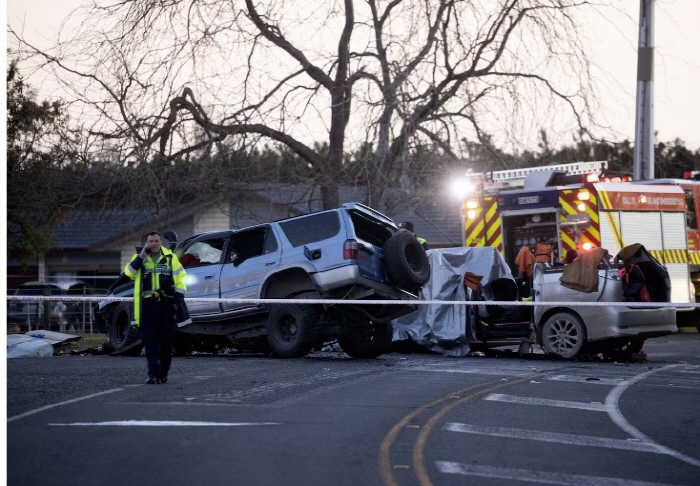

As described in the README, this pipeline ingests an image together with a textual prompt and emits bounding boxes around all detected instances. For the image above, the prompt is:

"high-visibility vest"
[417,236,429,250]
[124,247,186,326]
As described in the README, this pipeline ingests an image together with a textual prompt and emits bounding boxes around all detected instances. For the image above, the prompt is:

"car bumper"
[313,265,417,301]
[537,305,677,342]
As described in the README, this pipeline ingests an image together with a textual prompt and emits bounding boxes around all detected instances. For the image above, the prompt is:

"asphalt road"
[7,333,700,486]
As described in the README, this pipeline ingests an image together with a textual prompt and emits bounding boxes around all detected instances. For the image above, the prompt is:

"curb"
[677,326,699,334]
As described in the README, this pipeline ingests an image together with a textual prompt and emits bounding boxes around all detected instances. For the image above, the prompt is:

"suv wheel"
[107,303,143,356]
[266,304,318,358]
[338,321,393,359]
[385,232,430,290]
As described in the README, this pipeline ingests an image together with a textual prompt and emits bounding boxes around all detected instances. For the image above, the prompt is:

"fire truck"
[461,161,699,304]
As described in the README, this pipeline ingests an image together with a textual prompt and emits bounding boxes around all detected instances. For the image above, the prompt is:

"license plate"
[518,196,540,204]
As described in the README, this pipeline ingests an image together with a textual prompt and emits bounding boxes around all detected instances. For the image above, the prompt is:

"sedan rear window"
[280,211,340,247]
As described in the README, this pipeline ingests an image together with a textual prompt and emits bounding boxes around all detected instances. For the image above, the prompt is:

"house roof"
[52,184,464,251]
[53,209,151,250]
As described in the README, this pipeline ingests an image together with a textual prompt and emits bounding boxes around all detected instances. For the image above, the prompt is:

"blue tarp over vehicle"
[393,247,513,356]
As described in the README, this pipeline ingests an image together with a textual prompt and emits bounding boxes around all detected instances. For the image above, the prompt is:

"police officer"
[125,231,187,384]
[398,221,429,250]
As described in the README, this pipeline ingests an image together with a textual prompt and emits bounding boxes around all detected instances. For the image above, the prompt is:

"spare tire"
[384,231,430,289]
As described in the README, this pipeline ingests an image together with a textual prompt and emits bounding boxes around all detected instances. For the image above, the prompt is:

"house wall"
[194,204,231,233]
[230,199,292,228]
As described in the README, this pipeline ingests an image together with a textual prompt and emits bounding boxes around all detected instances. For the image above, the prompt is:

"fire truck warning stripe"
[588,209,599,225]
[560,232,576,252]
[486,217,500,239]
[648,249,689,264]
[486,228,502,248]
[690,253,700,265]
[560,199,577,216]
[585,226,601,244]
[494,234,503,253]
[667,249,688,263]
[467,218,486,246]
[603,210,624,251]
[485,219,500,241]
[485,201,498,222]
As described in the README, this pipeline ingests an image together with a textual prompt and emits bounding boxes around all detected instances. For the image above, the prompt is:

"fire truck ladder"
[490,161,608,185]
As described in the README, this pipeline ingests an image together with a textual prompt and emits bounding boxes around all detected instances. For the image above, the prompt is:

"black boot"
[146,375,160,384]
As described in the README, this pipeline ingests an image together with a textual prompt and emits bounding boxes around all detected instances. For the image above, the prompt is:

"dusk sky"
[7,0,700,150]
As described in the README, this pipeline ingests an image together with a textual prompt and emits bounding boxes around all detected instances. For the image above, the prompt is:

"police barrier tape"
[6,295,700,308]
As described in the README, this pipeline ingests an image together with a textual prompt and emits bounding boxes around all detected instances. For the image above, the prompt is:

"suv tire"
[384,232,430,290]
[107,303,143,356]
[338,321,393,359]
[266,304,319,358]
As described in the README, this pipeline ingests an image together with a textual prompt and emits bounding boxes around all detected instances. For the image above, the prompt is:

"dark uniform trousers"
[141,299,177,379]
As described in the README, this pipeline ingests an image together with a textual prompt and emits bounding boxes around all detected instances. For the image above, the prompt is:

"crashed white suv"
[98,203,430,359]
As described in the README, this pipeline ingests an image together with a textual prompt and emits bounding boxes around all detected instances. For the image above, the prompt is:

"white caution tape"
[6,295,699,308]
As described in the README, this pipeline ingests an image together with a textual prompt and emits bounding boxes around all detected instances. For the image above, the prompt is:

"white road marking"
[120,401,255,407]
[444,423,661,453]
[411,367,535,377]
[436,462,692,486]
[549,375,627,385]
[196,369,373,403]
[605,364,700,467]
[49,421,281,427]
[484,393,607,411]
[7,388,123,423]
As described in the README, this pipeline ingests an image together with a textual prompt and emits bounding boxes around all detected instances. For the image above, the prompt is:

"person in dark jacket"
[125,231,187,384]
[398,221,429,250]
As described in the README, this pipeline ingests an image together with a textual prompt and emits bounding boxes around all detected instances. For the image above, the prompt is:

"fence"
[7,285,110,335]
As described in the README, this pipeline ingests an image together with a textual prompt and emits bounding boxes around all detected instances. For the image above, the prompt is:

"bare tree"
[11,0,604,209]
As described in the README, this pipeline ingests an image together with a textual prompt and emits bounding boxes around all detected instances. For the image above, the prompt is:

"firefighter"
[398,221,429,250]
[125,231,187,384]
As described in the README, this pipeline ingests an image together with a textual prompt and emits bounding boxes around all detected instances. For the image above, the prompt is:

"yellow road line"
[378,377,529,486]
[412,377,530,486]
[378,382,492,486]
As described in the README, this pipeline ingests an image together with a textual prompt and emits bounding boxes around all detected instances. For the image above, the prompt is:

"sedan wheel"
[541,312,586,359]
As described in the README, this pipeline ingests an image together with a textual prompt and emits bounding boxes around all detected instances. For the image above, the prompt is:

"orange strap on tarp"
[463,272,484,291]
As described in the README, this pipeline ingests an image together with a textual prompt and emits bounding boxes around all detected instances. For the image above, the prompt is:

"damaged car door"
[178,233,231,317]
[219,225,281,314]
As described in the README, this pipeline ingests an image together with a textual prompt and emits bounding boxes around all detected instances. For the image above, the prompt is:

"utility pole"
[633,0,654,180]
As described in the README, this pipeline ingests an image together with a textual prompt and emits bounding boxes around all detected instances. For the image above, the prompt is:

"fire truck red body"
[462,161,700,303]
